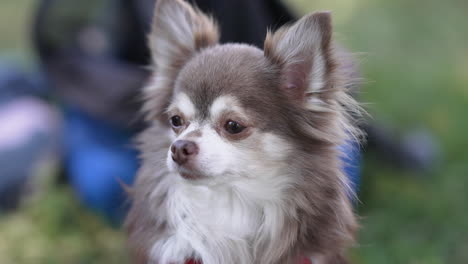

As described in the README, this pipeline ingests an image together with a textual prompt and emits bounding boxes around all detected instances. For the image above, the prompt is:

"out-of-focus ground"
[0,0,467,263]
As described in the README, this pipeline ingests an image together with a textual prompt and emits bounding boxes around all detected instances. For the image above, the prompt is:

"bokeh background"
[0,0,467,263]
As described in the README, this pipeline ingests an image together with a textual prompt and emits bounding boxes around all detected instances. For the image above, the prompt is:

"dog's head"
[143,0,361,186]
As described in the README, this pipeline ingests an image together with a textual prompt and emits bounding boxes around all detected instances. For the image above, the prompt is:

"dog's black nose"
[171,140,199,165]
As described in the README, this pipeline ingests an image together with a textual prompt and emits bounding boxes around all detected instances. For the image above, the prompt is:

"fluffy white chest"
[150,178,264,264]
[170,182,262,238]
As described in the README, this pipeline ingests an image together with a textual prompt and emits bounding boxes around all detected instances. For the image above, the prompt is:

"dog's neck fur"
[149,160,294,264]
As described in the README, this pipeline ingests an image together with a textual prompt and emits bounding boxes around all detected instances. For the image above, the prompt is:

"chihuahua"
[125,0,363,263]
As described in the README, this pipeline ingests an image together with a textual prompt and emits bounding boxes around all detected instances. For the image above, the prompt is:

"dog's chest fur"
[148,163,290,264]
[169,181,262,238]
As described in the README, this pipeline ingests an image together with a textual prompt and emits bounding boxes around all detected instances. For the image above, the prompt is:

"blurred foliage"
[0,0,467,263]
[0,0,36,62]
[0,186,128,264]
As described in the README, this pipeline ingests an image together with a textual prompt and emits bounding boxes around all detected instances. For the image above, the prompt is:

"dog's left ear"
[264,12,335,104]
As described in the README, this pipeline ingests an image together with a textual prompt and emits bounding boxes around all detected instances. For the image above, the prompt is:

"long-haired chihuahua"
[125,0,364,263]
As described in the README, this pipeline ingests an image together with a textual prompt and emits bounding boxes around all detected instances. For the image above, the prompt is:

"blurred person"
[0,63,60,212]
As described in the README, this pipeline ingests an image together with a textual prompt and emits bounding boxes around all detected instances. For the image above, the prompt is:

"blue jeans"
[63,107,138,224]
[340,140,362,196]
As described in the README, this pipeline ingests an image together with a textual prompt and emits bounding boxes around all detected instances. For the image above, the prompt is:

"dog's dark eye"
[170,115,184,128]
[224,120,246,134]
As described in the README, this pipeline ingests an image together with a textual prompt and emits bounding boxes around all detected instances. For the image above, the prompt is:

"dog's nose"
[171,140,199,165]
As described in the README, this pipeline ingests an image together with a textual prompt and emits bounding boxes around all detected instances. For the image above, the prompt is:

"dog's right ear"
[264,12,334,105]
[144,0,219,121]
[149,0,219,69]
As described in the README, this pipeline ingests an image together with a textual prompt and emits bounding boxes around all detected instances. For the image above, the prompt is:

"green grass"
[1,0,467,263]
[0,187,128,264]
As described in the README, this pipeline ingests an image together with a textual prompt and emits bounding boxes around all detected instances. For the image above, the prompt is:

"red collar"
[185,257,312,264]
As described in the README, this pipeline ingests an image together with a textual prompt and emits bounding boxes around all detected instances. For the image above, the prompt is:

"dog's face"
[144,0,356,185]
[164,45,293,183]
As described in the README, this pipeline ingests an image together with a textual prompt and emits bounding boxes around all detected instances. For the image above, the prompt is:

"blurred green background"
[0,0,467,263]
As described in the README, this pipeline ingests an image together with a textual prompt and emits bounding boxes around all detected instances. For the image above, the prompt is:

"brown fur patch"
[186,129,202,138]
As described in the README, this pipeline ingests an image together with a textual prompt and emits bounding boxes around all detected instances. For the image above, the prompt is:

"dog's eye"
[170,115,184,128]
[224,120,246,134]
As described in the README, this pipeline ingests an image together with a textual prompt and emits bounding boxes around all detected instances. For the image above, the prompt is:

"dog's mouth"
[179,171,202,180]
[177,167,204,180]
